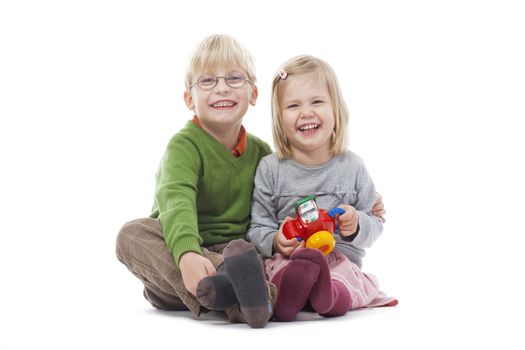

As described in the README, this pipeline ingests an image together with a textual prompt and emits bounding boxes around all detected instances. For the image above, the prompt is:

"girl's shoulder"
[258,153,280,168]
[338,150,365,168]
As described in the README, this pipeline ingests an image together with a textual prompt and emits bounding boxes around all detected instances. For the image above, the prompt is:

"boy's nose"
[214,78,230,93]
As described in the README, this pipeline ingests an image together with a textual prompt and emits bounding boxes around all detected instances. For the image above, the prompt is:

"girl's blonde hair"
[185,34,256,90]
[271,55,349,159]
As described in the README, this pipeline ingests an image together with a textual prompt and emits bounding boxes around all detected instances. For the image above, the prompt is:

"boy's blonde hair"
[185,34,256,90]
[271,55,349,159]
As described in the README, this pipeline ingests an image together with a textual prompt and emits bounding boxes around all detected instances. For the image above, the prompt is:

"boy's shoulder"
[246,132,272,153]
[165,121,194,143]
[165,121,214,155]
[168,121,200,143]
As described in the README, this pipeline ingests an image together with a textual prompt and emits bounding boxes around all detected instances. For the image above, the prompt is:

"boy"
[116,34,274,328]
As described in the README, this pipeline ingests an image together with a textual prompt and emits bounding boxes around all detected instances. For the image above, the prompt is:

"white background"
[1,0,524,349]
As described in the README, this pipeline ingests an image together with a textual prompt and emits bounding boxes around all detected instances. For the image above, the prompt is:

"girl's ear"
[184,90,195,110]
[250,85,258,106]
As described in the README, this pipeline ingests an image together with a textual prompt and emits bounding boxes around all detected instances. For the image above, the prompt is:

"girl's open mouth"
[298,123,320,135]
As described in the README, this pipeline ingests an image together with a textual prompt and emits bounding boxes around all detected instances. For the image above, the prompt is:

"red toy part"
[282,209,337,255]
[282,196,340,255]
[282,209,336,241]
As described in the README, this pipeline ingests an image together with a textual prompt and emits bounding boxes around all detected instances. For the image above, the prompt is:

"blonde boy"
[116,35,273,328]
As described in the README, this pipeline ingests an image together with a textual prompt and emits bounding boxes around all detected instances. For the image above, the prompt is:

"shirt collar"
[192,116,246,157]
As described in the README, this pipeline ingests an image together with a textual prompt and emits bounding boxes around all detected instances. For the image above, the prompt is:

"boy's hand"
[273,217,304,256]
[179,252,216,296]
[336,205,359,237]
[372,192,386,223]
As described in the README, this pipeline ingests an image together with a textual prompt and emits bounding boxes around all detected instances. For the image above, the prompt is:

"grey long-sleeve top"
[246,152,383,268]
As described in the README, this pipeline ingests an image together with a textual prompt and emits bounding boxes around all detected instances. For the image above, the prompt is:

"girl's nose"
[299,107,313,118]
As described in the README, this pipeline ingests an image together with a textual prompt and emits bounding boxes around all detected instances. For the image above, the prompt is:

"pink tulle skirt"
[265,249,398,309]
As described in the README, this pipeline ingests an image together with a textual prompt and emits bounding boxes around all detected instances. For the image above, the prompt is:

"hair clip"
[279,69,288,80]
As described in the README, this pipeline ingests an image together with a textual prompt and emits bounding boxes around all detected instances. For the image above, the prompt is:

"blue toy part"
[328,207,345,218]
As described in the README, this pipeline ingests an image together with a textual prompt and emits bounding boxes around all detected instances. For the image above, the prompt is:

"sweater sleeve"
[346,161,384,249]
[246,157,279,257]
[154,137,202,266]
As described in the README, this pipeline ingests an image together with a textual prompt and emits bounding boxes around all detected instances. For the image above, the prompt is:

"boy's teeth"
[212,101,234,107]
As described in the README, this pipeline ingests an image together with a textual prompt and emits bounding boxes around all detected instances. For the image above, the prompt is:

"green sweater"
[151,121,272,265]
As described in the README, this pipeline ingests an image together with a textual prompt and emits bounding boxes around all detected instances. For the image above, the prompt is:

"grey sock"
[196,271,238,311]
[224,239,271,328]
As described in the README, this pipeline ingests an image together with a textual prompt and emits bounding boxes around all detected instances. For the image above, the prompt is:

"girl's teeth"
[299,124,319,131]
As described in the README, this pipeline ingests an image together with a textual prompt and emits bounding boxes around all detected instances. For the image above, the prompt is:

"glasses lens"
[197,76,217,89]
[226,74,246,88]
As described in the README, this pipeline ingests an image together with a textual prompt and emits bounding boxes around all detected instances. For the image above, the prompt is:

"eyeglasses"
[190,74,253,90]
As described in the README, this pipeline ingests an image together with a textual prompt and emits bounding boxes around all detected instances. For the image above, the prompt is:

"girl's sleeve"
[346,161,384,249]
[246,157,279,257]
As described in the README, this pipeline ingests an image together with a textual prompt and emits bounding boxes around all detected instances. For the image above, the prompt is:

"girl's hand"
[273,217,304,256]
[372,192,386,223]
[336,205,359,237]
[179,252,216,296]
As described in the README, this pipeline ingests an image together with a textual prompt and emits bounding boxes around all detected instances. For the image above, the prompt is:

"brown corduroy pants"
[116,217,250,322]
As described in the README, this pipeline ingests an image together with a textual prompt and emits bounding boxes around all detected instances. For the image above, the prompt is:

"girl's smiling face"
[279,72,335,164]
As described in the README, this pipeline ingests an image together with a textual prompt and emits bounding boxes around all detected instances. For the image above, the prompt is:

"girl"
[247,55,397,321]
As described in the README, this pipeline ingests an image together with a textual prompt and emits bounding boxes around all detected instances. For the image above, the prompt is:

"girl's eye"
[313,100,324,105]
[286,104,298,109]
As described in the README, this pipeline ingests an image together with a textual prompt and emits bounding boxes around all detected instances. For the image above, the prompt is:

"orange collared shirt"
[192,116,246,157]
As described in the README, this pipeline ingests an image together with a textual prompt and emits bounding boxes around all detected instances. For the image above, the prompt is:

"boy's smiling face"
[184,67,257,130]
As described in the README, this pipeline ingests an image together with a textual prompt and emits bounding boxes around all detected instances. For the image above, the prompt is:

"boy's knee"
[116,218,144,260]
[116,218,163,260]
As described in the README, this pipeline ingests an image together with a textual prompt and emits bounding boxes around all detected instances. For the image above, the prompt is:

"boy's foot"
[223,239,271,328]
[196,269,238,311]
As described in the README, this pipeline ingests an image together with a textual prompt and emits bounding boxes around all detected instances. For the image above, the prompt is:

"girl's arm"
[344,162,384,248]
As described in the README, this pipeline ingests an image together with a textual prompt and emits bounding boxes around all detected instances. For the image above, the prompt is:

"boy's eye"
[198,76,217,86]
[227,75,244,83]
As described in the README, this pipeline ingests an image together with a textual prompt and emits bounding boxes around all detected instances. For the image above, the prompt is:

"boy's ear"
[184,90,195,110]
[250,85,258,106]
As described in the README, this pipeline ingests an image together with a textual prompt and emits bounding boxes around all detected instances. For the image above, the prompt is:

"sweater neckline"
[187,121,251,162]
[285,153,343,171]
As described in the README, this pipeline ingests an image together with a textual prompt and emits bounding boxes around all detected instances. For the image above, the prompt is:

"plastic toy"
[282,196,345,255]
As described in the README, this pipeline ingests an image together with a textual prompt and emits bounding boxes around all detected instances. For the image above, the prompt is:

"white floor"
[2,223,523,350]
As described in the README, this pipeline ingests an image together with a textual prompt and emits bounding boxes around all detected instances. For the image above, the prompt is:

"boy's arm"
[155,137,203,266]
[246,158,279,257]
[343,162,384,248]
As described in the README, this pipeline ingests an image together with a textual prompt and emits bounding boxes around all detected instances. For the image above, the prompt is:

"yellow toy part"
[305,230,336,255]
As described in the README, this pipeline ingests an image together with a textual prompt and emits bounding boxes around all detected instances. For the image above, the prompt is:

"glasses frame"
[190,74,253,90]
